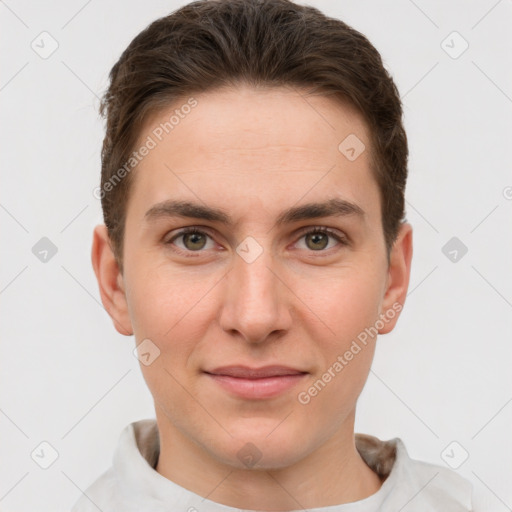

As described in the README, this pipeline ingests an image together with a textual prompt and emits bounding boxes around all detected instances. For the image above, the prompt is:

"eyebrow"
[144,197,365,227]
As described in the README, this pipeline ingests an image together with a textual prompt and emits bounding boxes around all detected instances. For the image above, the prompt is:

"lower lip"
[205,373,307,399]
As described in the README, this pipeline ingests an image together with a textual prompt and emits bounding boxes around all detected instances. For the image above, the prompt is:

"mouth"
[203,365,308,400]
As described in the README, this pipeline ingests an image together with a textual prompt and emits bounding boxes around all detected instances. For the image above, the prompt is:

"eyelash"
[165,226,349,258]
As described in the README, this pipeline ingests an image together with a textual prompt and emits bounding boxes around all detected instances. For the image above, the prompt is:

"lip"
[206,365,306,378]
[204,365,308,399]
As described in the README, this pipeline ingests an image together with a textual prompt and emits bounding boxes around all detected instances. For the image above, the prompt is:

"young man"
[73,0,475,510]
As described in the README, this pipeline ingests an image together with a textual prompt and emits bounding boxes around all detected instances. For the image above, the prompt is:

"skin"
[92,84,413,510]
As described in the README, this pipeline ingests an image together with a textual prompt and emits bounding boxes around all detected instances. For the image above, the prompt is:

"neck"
[154,411,382,510]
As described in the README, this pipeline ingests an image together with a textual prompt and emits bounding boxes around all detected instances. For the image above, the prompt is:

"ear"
[91,224,133,336]
[378,222,413,335]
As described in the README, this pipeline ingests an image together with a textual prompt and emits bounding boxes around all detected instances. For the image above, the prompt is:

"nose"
[218,237,293,345]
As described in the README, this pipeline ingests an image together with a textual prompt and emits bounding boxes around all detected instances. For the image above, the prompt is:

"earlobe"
[91,224,134,336]
[378,222,413,335]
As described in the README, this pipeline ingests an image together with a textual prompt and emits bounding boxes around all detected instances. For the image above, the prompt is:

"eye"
[294,226,348,253]
[165,227,216,257]
[165,225,348,258]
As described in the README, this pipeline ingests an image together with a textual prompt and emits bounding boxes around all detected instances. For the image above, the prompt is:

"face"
[93,85,412,470]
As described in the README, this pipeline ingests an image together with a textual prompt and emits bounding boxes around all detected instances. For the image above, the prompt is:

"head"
[92,0,412,470]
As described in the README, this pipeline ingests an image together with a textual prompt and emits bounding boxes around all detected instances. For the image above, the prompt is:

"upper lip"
[205,365,308,379]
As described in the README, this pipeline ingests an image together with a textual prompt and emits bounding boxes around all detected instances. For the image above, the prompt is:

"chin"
[210,423,311,470]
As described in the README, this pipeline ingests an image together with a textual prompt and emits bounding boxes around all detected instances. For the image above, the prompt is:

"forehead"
[127,85,379,224]
[139,85,370,157]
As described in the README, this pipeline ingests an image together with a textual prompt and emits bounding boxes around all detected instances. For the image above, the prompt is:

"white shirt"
[71,419,474,511]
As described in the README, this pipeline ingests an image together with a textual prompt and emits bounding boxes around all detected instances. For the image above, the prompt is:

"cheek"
[294,266,384,342]
[292,268,383,401]
[296,268,384,419]
[125,266,221,395]
[293,293,377,442]
[332,282,382,339]
[125,262,213,339]
[126,271,205,416]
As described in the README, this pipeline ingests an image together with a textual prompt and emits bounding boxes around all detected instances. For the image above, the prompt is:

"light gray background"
[1,1,511,511]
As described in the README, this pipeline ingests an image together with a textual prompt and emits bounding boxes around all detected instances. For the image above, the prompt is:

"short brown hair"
[99,0,408,273]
